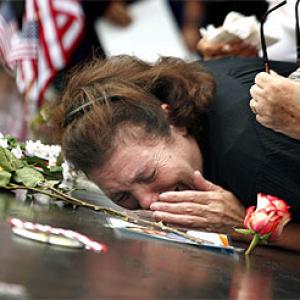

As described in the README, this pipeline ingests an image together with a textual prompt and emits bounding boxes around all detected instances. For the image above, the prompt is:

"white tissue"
[200,11,278,49]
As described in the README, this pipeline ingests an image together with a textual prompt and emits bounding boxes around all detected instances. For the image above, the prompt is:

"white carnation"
[59,161,76,189]
[11,145,23,159]
[25,140,61,166]
[0,137,8,149]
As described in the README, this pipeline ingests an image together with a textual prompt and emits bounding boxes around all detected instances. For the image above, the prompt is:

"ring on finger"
[249,99,258,114]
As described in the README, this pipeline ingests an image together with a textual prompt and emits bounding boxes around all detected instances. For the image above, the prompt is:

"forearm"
[183,1,205,28]
[272,223,300,252]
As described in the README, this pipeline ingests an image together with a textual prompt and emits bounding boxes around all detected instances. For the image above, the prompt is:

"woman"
[54,55,300,251]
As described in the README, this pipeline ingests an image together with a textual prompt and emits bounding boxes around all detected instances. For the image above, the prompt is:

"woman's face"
[90,126,203,210]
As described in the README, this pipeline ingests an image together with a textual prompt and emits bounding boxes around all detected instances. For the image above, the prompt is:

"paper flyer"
[107,217,243,253]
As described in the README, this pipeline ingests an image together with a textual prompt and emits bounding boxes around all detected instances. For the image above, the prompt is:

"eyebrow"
[107,167,157,198]
[131,168,157,184]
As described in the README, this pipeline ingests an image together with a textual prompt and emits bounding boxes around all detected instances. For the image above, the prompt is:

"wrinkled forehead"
[90,137,166,191]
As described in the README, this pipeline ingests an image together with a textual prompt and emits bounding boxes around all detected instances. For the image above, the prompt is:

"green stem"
[5,184,66,201]
[5,184,212,246]
[47,186,211,245]
[245,233,260,255]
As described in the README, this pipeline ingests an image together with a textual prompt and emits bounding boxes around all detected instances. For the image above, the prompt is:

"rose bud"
[244,193,291,241]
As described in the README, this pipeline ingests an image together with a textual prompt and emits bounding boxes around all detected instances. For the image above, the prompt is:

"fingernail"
[194,170,201,176]
[153,211,162,219]
[159,193,168,200]
[150,203,158,210]
[222,44,231,51]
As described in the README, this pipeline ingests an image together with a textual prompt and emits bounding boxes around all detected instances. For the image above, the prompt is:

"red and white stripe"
[9,217,107,252]
[15,0,38,105]
[15,0,84,107]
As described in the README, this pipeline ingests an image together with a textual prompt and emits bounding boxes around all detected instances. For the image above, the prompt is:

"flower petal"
[249,210,272,234]
[271,199,290,212]
[244,206,255,229]
[243,193,292,242]
[269,219,286,240]
[256,193,272,210]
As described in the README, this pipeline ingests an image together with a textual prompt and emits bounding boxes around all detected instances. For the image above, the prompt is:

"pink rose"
[244,193,291,241]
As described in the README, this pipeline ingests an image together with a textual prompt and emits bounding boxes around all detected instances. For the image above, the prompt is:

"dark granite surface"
[0,191,300,300]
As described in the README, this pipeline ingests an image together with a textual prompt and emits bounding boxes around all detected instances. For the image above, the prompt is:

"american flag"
[0,1,18,69]
[0,0,84,108]
[14,0,39,109]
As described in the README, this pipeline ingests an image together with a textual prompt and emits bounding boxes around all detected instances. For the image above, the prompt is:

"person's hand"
[196,38,227,59]
[250,71,300,140]
[196,38,258,60]
[104,1,132,27]
[150,171,245,233]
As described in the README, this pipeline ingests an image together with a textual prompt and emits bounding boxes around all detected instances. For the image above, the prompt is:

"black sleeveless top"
[200,57,300,221]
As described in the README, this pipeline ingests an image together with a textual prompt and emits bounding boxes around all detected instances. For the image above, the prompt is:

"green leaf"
[260,232,272,240]
[0,147,23,171]
[41,167,63,181]
[233,228,253,235]
[26,157,63,180]
[4,135,19,149]
[13,167,44,188]
[26,156,48,168]
[260,239,269,245]
[0,170,11,187]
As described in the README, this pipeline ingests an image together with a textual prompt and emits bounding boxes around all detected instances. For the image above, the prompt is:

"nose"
[132,185,159,209]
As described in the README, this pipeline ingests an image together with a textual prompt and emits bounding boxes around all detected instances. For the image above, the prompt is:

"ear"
[161,103,188,136]
[161,103,171,116]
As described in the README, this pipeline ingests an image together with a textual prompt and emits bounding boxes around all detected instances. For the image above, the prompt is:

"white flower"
[11,145,23,159]
[0,136,8,149]
[62,161,72,180]
[59,161,76,189]
[25,140,61,166]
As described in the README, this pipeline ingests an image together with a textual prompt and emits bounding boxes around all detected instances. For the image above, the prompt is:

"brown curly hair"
[52,55,215,174]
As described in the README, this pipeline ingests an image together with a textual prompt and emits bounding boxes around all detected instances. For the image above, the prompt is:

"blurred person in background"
[195,0,300,141]
[196,0,296,62]
[171,0,267,54]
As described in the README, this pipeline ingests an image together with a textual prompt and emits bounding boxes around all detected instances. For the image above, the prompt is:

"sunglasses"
[260,0,287,73]
[296,0,300,66]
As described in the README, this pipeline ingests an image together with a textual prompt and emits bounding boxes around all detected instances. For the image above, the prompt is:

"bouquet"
[0,132,75,194]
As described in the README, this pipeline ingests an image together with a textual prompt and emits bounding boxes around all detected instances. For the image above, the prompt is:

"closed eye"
[112,192,129,204]
[111,192,140,209]
[135,168,157,184]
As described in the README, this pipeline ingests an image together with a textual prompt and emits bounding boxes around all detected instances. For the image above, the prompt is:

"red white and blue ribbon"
[9,217,107,252]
